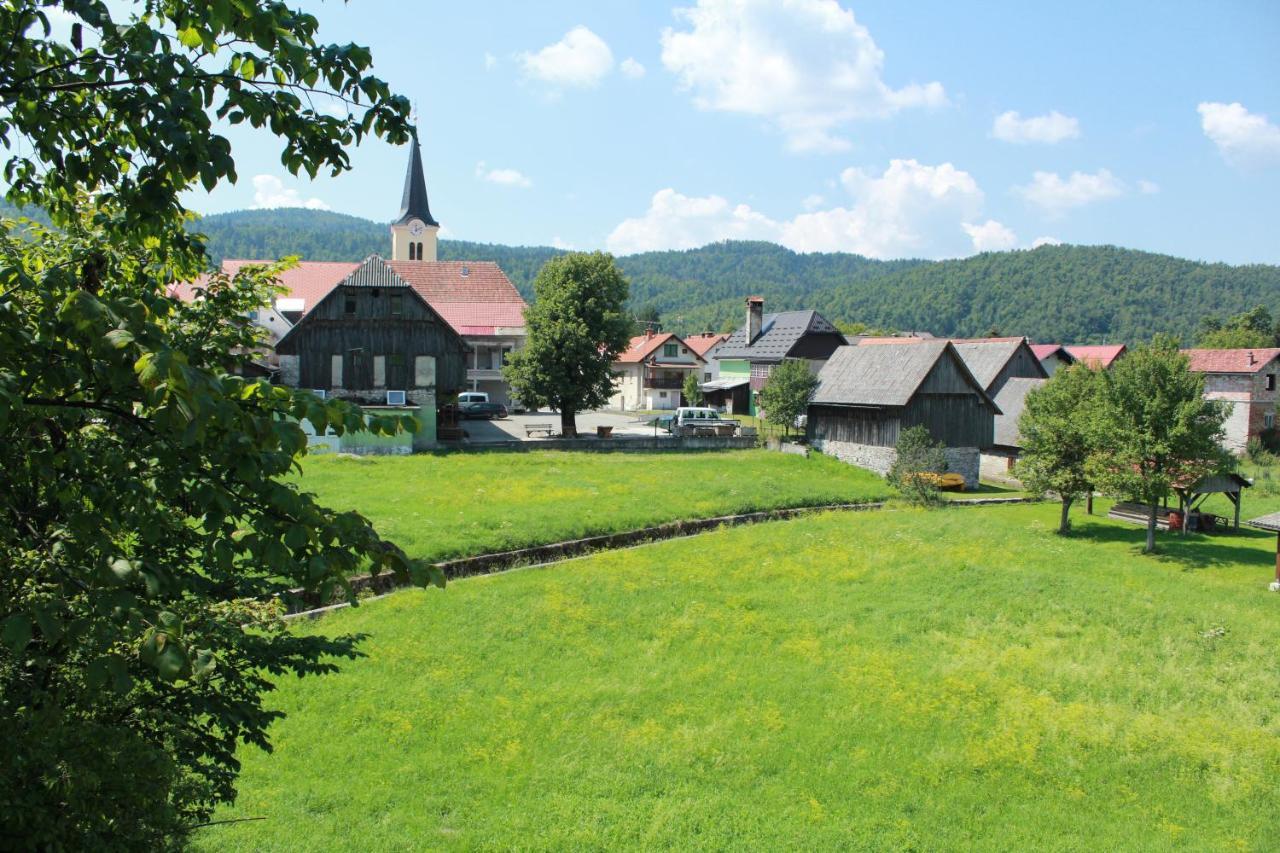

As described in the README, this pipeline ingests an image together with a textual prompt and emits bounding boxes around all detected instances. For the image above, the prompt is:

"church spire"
[393,133,438,227]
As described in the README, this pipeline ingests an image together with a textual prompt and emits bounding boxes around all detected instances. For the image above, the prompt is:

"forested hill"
[117,207,1280,343]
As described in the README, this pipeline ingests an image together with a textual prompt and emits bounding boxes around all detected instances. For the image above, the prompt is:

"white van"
[457,391,489,405]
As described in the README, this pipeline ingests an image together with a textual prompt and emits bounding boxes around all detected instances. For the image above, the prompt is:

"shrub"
[888,426,947,506]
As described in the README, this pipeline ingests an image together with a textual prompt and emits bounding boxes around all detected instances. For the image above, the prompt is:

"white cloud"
[551,236,575,250]
[782,160,983,256]
[620,57,646,79]
[251,174,329,210]
[1137,179,1160,194]
[992,110,1080,144]
[1016,169,1124,215]
[606,188,780,255]
[962,219,1018,252]
[1031,236,1062,248]
[475,161,532,188]
[518,26,614,89]
[608,159,989,259]
[1197,101,1280,168]
[802,193,825,210]
[484,52,498,70]
[660,0,946,153]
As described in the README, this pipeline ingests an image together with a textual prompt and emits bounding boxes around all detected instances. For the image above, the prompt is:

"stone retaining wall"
[812,439,981,490]
[453,435,758,453]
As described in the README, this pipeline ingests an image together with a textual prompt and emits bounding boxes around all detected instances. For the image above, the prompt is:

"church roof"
[393,135,438,227]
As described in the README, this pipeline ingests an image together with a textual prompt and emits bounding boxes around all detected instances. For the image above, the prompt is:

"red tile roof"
[173,258,527,334]
[387,261,527,332]
[1030,343,1071,361]
[1065,344,1127,368]
[683,332,728,357]
[168,260,360,312]
[1183,348,1280,374]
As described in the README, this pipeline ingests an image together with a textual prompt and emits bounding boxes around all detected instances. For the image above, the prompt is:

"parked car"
[668,406,738,435]
[457,391,489,406]
[461,401,508,420]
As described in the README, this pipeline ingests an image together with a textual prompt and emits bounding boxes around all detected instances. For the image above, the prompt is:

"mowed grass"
[198,503,1280,851]
[288,449,893,563]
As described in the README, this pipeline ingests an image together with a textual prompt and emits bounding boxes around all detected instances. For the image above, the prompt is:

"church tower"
[390,134,439,262]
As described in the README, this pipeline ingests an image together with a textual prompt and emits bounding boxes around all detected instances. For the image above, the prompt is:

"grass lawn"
[196,502,1280,851]
[289,449,893,563]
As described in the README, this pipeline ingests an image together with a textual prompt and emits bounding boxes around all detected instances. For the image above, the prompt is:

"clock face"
[409,220,424,236]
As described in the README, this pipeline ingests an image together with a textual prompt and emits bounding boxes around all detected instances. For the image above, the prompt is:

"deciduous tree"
[1086,337,1229,553]
[756,358,818,436]
[682,370,704,406]
[1015,364,1099,534]
[503,252,632,437]
[888,425,947,506]
[0,1,425,845]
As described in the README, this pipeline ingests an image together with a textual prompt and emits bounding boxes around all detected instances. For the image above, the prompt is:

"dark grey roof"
[1246,511,1280,532]
[993,377,1046,448]
[951,340,1025,391]
[393,136,439,227]
[714,310,844,361]
[812,341,948,406]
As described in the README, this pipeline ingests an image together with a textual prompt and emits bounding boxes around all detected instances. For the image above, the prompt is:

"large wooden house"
[807,341,999,488]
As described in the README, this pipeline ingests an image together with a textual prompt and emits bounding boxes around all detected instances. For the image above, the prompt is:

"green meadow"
[288,450,894,563]
[196,501,1280,851]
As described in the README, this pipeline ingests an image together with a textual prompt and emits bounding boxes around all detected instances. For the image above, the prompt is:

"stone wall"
[452,435,758,453]
[813,438,982,489]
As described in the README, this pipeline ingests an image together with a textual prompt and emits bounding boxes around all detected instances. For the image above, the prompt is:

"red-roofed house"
[1065,344,1127,369]
[1184,348,1280,452]
[175,138,529,408]
[1029,343,1076,376]
[609,331,706,411]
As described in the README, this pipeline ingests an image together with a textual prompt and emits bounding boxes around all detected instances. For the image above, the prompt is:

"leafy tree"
[1085,337,1230,553]
[1015,365,1099,534]
[1197,305,1278,348]
[756,358,818,435]
[887,425,947,506]
[503,252,632,437]
[0,0,426,845]
[682,371,704,406]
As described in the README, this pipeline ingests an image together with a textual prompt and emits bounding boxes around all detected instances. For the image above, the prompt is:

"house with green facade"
[707,297,848,415]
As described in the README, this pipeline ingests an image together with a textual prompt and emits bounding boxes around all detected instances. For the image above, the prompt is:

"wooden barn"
[807,341,999,488]
[274,255,468,446]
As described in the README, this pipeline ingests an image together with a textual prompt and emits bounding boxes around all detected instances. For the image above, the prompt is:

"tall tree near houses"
[1015,364,1099,534]
[0,1,431,846]
[504,252,632,437]
[1085,336,1230,553]
[756,358,819,436]
[682,370,704,406]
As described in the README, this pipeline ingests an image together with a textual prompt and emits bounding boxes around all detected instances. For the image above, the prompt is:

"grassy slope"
[288,450,893,563]
[198,503,1280,851]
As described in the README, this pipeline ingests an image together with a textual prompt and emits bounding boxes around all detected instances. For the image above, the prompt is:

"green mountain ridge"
[12,205,1280,344]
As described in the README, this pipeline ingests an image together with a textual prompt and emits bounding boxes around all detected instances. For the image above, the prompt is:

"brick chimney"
[746,296,764,345]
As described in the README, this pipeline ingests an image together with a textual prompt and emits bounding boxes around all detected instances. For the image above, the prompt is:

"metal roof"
[1246,512,1280,532]
[714,310,844,361]
[992,377,1046,448]
[393,135,439,227]
[811,340,995,408]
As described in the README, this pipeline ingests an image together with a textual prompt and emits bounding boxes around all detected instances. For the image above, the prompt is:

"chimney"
[645,327,654,339]
[746,296,764,345]
[1248,351,1256,366]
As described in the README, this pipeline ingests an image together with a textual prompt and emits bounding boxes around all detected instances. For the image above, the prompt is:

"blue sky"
[194,0,1280,264]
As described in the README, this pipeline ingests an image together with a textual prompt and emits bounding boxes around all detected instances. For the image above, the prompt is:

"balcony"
[643,374,686,390]
[466,368,505,381]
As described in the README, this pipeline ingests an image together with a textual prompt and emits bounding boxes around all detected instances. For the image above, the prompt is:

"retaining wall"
[453,435,758,453]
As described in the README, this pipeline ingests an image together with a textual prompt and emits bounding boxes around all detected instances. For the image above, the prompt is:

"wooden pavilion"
[1173,472,1251,533]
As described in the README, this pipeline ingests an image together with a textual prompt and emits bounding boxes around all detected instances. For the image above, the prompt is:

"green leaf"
[285,524,309,550]
[177,26,203,49]
[109,557,137,583]
[2,614,33,653]
[105,329,135,349]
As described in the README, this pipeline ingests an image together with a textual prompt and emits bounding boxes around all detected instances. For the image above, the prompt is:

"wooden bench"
[524,423,555,438]
[1108,501,1171,530]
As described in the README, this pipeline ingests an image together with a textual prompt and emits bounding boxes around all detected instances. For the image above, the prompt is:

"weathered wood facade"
[808,352,995,449]
[275,257,467,403]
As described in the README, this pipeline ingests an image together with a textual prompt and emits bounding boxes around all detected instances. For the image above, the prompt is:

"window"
[416,241,424,259]
[247,310,259,321]
[408,242,418,261]
[659,390,668,398]
[390,293,403,315]
[344,296,356,315]
[704,372,711,381]
[1266,412,1276,430]
[663,343,678,358]
[414,355,436,388]
[373,356,386,388]
[1268,373,1276,391]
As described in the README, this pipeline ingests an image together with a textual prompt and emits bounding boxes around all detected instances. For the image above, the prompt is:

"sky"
[191,0,1280,264]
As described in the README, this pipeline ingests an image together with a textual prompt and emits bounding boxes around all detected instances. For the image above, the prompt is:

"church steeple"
[391,133,439,262]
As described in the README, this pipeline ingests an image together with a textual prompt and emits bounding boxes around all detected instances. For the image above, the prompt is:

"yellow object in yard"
[939,473,966,492]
